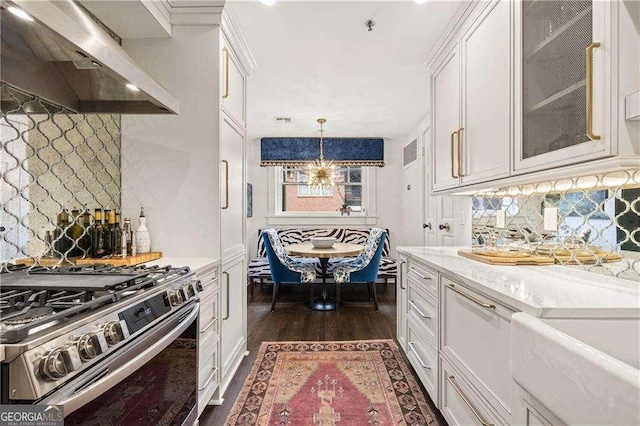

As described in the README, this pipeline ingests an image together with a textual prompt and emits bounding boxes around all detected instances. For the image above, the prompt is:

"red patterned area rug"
[226,340,438,425]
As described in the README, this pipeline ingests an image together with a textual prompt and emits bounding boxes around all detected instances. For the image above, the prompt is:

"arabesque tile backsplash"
[472,169,640,282]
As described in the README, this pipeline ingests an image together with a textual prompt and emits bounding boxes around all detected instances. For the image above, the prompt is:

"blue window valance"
[260,138,384,167]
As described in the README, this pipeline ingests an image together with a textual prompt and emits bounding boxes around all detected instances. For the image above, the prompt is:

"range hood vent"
[0,1,179,114]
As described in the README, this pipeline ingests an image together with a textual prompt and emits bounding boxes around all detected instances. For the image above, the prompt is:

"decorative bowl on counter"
[311,237,336,249]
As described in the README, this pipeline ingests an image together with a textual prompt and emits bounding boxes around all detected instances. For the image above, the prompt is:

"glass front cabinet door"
[514,0,612,174]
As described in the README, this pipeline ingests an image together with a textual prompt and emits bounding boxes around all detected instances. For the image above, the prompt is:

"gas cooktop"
[0,264,190,344]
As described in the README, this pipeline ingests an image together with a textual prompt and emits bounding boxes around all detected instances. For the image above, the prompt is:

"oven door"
[41,301,199,426]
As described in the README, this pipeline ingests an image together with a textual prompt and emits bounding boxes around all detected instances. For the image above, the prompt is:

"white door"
[422,128,438,246]
[402,139,424,246]
[460,0,512,185]
[220,116,246,260]
[432,43,461,191]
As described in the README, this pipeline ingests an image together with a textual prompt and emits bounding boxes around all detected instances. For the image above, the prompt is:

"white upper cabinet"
[221,38,247,128]
[427,0,634,193]
[431,0,512,191]
[432,43,461,192]
[460,0,512,185]
[513,0,612,174]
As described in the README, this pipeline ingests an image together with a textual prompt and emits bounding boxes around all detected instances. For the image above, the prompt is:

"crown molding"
[170,0,224,26]
[221,8,257,74]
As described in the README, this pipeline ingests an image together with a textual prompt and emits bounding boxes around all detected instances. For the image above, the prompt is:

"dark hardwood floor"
[199,280,444,425]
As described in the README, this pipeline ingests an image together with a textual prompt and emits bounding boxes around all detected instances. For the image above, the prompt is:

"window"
[279,166,364,213]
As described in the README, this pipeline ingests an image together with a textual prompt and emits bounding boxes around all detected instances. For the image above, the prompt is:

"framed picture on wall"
[247,183,253,218]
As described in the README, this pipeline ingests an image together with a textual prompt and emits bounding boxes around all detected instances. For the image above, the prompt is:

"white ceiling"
[229,0,464,140]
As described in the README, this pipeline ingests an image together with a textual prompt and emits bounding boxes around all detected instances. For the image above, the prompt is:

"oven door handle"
[40,302,199,416]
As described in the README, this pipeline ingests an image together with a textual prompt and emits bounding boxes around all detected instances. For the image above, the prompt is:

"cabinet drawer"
[407,260,438,297]
[441,358,503,426]
[199,290,219,336]
[407,280,438,343]
[198,269,218,293]
[406,319,438,406]
[198,332,219,392]
[442,277,513,417]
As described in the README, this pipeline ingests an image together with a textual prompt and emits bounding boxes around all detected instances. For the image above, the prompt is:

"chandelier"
[307,118,336,188]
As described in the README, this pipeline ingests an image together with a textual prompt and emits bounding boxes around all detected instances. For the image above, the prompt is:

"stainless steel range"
[0,264,200,424]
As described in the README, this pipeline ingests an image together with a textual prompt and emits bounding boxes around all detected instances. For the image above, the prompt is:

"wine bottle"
[78,209,92,256]
[90,208,106,258]
[54,209,71,258]
[104,209,116,256]
[113,210,122,256]
[70,209,82,257]
[123,217,133,256]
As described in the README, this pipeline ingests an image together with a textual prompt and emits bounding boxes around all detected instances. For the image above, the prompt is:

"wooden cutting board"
[75,252,162,266]
[458,250,555,266]
[536,248,623,264]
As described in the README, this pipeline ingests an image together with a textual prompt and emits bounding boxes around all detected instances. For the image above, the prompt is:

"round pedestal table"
[285,242,363,311]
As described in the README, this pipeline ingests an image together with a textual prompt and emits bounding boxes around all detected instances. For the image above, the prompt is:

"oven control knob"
[77,333,103,361]
[168,290,184,307]
[102,321,125,346]
[183,284,196,299]
[38,348,67,381]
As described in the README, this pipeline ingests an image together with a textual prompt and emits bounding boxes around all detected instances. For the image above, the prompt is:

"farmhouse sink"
[511,313,640,425]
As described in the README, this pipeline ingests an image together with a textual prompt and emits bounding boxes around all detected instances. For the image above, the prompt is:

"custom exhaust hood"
[0,0,179,114]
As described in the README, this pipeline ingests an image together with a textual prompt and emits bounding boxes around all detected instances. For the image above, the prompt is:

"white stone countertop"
[141,257,220,273]
[396,246,640,319]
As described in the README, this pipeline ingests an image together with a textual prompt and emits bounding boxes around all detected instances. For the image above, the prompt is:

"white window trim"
[267,166,378,226]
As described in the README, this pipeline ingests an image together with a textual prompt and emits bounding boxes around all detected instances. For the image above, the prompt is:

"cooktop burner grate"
[3,307,55,325]
[0,264,191,344]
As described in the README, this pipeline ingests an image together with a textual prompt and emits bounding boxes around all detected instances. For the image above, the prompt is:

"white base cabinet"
[441,278,514,422]
[396,249,517,426]
[194,262,221,417]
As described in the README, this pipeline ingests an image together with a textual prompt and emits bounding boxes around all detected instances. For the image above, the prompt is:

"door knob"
[439,223,451,232]
[423,223,432,230]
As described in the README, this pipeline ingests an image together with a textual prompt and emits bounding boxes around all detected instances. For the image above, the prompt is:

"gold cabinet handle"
[408,342,432,369]
[409,300,431,319]
[450,131,458,178]
[222,47,229,99]
[221,160,229,210]
[399,260,406,290]
[586,42,601,141]
[223,271,230,320]
[457,128,465,177]
[447,375,494,426]
[447,284,496,309]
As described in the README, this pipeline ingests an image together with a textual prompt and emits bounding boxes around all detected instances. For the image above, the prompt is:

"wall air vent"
[403,139,418,166]
[274,117,292,124]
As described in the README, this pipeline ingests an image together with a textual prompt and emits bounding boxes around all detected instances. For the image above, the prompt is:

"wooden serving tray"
[14,257,75,267]
[75,252,162,266]
[536,249,623,265]
[459,250,555,266]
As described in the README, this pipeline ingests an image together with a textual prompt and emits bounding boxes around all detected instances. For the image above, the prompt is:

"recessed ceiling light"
[261,0,276,5]
[125,83,139,92]
[8,6,35,22]
[414,0,429,4]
